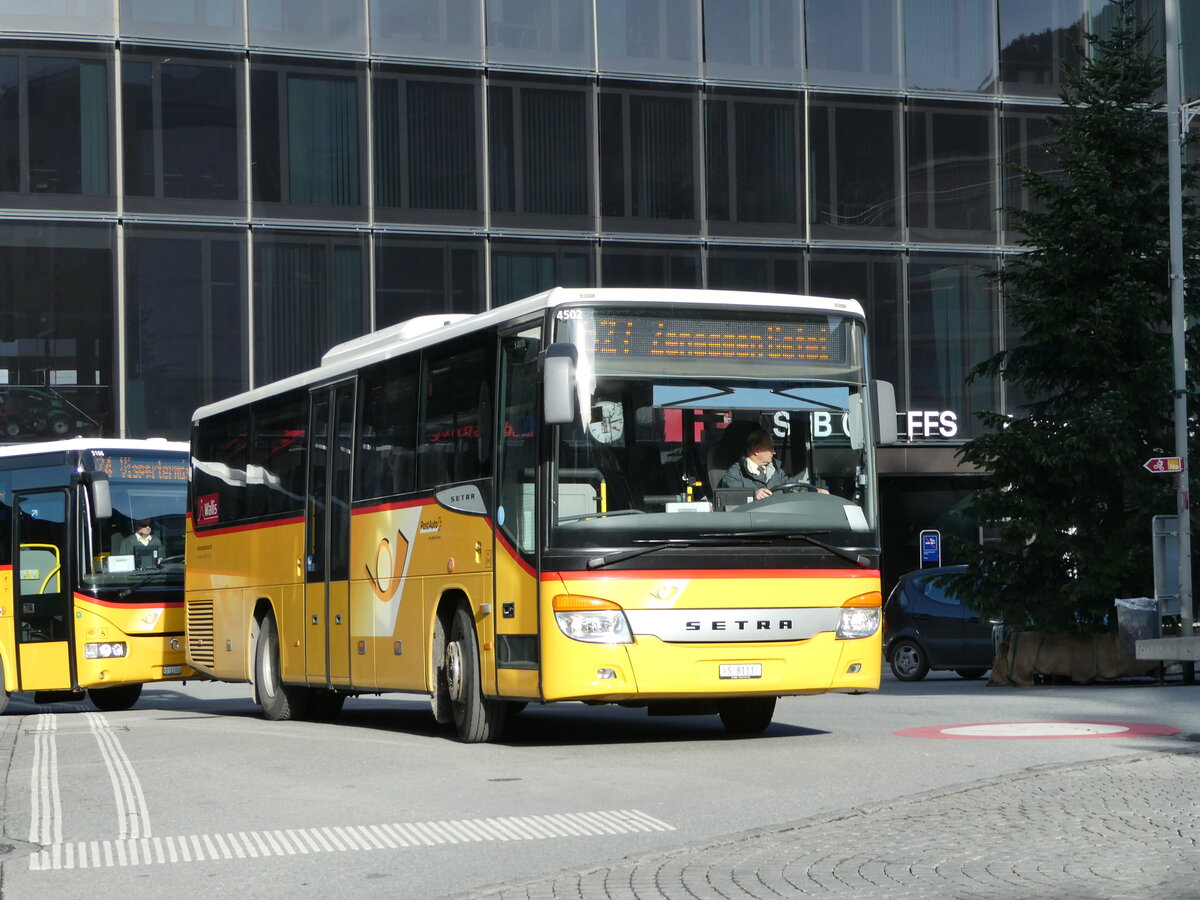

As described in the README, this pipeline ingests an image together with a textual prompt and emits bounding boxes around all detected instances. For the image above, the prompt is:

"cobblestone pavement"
[451,748,1200,899]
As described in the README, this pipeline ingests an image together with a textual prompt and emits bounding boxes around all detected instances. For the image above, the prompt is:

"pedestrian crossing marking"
[28,808,674,870]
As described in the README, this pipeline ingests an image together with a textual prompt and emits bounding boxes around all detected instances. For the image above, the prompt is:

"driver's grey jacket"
[719,458,790,492]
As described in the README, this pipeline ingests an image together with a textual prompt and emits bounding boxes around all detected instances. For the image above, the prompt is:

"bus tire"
[717,696,776,734]
[255,613,309,721]
[0,666,10,715]
[88,683,143,711]
[445,606,508,743]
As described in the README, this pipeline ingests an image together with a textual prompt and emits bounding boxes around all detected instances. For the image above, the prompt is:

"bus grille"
[187,599,215,668]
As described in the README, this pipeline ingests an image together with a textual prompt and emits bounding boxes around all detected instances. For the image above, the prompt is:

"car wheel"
[889,638,929,681]
[955,668,987,680]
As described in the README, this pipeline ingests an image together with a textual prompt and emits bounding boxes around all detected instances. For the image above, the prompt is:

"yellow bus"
[0,438,192,711]
[186,288,895,741]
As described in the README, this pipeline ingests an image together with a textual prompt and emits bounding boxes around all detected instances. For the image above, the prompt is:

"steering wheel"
[774,481,820,493]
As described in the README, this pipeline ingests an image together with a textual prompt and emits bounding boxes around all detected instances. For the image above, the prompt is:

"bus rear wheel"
[88,683,143,711]
[445,606,508,743]
[717,696,776,734]
[255,613,310,721]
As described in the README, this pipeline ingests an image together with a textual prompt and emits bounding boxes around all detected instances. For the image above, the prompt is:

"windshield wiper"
[587,537,714,569]
[701,530,871,569]
[559,508,647,523]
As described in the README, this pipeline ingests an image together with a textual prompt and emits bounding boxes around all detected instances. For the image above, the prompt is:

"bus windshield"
[549,306,878,552]
[81,450,189,589]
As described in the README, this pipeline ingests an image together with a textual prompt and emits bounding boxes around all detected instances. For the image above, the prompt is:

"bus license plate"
[719,663,762,679]
[163,665,183,676]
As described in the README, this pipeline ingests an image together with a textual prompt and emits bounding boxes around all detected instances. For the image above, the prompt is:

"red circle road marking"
[894,721,1180,740]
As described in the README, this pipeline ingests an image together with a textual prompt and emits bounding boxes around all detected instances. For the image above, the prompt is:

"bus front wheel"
[445,606,508,743]
[717,696,776,734]
[255,613,310,721]
[89,683,142,711]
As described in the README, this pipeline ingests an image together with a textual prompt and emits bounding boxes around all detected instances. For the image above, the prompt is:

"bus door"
[14,489,73,690]
[305,381,354,686]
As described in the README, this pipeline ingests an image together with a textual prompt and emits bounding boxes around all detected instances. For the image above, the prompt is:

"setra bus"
[0,438,193,711]
[186,288,896,741]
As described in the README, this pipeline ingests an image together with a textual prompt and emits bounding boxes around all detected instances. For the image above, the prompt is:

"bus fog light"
[836,607,880,639]
[554,611,632,644]
[85,642,128,659]
[847,663,862,674]
[597,668,617,680]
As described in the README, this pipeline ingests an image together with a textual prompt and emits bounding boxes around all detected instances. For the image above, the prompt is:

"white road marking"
[28,715,62,846]
[28,809,674,871]
[85,711,153,838]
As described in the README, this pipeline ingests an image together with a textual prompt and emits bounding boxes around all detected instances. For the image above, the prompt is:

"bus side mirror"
[541,343,577,425]
[89,473,112,519]
[872,380,898,445]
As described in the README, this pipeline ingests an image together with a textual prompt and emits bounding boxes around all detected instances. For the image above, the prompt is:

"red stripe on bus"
[190,516,305,537]
[75,593,184,610]
[352,497,428,515]
[541,568,880,580]
[495,530,537,578]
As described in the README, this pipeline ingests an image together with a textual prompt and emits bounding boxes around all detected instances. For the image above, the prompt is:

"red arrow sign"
[1144,456,1184,473]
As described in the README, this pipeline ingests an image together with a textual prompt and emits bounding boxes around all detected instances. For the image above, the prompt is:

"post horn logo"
[365,529,410,603]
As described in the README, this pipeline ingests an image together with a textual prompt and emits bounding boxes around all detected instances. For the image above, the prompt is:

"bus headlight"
[85,642,128,659]
[837,592,882,639]
[553,595,632,644]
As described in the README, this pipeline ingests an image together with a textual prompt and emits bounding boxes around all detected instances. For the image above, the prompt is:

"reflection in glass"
[254,234,366,383]
[125,231,247,440]
[809,250,904,402]
[489,83,590,222]
[809,97,900,239]
[600,90,697,227]
[370,0,482,62]
[1001,106,1062,240]
[805,0,899,90]
[707,249,803,294]
[706,94,801,235]
[0,224,113,441]
[248,0,367,55]
[999,0,1085,97]
[492,241,592,304]
[28,57,109,195]
[908,257,999,440]
[596,0,701,78]
[600,245,700,287]
[0,57,17,192]
[375,237,483,325]
[119,0,245,46]
[123,59,240,203]
[907,103,996,243]
[486,0,593,70]
[702,0,803,82]
[904,0,995,92]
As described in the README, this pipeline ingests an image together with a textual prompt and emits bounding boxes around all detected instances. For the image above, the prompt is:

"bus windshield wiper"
[701,530,871,569]
[559,508,647,523]
[587,537,710,569]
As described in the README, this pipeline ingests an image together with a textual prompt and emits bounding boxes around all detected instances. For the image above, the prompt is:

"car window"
[915,574,962,610]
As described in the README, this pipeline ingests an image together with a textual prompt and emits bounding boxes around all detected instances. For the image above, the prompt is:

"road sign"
[920,529,941,567]
[1144,456,1185,473]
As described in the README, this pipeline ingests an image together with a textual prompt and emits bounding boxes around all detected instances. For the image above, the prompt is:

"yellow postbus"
[186,288,896,741]
[0,438,192,711]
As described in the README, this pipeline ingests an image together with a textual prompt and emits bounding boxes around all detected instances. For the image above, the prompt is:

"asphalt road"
[2,669,1198,898]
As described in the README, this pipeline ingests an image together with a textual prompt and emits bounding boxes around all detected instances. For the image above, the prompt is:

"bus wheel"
[445,607,508,743]
[717,696,776,734]
[0,667,10,715]
[430,615,453,725]
[255,613,310,721]
[88,683,143,712]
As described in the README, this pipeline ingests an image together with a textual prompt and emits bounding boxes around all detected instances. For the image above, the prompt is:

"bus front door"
[305,382,354,687]
[14,490,73,691]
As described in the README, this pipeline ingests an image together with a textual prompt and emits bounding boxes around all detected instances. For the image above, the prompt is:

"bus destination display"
[574,313,848,363]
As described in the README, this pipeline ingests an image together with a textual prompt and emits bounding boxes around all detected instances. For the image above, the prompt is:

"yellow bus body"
[187,500,880,700]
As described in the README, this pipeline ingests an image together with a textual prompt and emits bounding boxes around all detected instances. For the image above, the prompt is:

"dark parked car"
[883,565,997,682]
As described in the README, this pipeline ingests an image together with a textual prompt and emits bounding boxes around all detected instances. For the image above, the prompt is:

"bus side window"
[498,329,540,553]
[357,355,418,500]
[418,336,494,488]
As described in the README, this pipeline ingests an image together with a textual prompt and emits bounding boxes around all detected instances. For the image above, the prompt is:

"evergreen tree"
[948,0,1200,632]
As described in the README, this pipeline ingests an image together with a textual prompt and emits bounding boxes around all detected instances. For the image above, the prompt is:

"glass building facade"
[1,0,1195,585]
